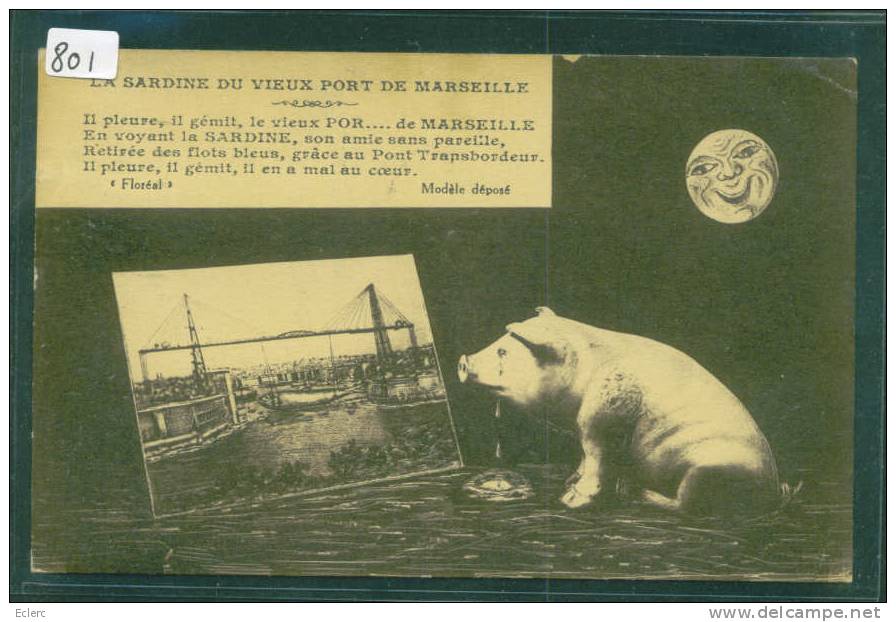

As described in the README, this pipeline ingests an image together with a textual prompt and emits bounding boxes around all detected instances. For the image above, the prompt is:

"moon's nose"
[457,355,470,383]
[717,160,743,181]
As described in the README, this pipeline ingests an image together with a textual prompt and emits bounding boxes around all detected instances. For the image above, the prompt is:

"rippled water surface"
[143,395,459,515]
[32,463,851,581]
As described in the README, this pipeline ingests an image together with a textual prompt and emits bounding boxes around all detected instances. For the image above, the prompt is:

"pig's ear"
[506,321,567,365]
[534,306,555,317]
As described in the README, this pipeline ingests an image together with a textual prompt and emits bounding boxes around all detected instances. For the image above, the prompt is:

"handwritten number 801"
[51,41,95,73]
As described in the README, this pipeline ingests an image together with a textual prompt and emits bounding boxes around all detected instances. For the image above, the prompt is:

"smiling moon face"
[686,129,779,224]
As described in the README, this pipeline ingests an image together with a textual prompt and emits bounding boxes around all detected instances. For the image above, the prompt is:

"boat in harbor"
[258,387,344,412]
[366,372,446,409]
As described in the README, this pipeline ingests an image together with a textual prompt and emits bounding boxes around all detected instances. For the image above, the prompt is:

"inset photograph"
[112,255,461,516]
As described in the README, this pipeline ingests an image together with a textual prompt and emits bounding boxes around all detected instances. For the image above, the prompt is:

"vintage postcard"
[26,44,863,587]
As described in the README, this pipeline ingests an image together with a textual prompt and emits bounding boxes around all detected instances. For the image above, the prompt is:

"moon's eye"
[689,161,717,176]
[497,348,507,358]
[733,144,761,159]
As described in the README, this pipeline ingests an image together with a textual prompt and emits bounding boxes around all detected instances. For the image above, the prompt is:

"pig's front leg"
[560,391,610,508]
[560,441,604,508]
[560,380,631,509]
[564,464,583,487]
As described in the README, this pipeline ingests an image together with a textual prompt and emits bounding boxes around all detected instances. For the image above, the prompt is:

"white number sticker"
[45,28,119,80]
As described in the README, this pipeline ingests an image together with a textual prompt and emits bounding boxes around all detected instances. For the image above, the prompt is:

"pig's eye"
[497,348,507,358]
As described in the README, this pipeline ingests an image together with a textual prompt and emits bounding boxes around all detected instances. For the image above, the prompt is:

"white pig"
[457,307,782,514]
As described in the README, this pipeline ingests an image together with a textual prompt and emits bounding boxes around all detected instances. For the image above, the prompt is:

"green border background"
[10,10,885,602]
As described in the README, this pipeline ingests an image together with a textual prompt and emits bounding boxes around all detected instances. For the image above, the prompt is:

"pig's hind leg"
[640,465,774,516]
[640,488,683,511]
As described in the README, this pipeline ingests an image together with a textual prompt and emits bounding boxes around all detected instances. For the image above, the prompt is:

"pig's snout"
[457,355,473,383]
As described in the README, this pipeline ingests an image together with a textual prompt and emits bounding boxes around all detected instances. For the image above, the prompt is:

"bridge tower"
[365,283,393,361]
[139,352,150,383]
[407,324,418,349]
[184,293,208,382]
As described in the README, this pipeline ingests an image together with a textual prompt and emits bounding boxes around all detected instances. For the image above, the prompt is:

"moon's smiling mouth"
[713,178,753,205]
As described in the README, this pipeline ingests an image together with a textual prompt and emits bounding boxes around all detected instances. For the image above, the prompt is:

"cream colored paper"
[36,50,552,208]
